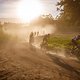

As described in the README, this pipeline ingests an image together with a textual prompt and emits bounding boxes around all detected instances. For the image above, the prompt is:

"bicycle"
[65,42,80,60]
[40,41,48,50]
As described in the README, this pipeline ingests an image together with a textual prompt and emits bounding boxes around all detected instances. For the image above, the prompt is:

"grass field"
[46,34,80,51]
[47,34,72,49]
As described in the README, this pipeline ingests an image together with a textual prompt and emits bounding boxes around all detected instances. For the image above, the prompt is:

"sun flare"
[17,0,44,22]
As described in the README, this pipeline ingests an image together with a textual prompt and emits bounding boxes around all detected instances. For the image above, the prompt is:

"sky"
[0,0,59,19]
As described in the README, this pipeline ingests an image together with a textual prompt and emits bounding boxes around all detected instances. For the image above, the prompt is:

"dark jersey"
[72,35,80,41]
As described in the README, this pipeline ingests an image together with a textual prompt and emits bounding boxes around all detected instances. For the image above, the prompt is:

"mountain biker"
[71,34,80,49]
[29,32,34,44]
[42,34,50,46]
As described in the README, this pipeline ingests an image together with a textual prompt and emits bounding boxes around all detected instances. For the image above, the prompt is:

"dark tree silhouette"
[57,0,80,26]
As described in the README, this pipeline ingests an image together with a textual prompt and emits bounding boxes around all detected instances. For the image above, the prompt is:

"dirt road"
[0,41,80,80]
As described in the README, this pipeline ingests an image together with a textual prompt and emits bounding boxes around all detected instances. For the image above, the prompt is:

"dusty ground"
[0,40,80,80]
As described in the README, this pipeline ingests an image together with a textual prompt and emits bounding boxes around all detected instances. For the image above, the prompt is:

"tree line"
[57,0,80,26]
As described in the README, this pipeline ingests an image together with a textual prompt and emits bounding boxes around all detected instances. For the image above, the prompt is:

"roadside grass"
[46,34,80,60]
[47,34,72,50]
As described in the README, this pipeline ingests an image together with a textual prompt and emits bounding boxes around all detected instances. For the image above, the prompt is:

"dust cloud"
[3,24,56,42]
[47,49,79,61]
[3,24,78,60]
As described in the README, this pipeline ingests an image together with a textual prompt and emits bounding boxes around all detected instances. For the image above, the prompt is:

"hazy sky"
[0,0,59,18]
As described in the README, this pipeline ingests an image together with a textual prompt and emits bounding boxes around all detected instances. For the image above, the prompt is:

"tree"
[57,0,80,26]
[30,14,54,26]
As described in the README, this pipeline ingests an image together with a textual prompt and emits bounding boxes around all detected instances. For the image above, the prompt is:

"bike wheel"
[65,43,73,56]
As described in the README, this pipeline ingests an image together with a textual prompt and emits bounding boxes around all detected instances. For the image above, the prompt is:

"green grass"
[47,34,75,50]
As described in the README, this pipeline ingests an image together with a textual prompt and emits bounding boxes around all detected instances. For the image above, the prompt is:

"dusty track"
[0,41,80,80]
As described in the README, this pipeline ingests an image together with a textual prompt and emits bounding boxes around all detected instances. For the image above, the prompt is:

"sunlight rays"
[16,0,44,22]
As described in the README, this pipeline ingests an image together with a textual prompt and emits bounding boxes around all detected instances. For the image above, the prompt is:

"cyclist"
[71,34,80,49]
[29,32,34,44]
[41,34,50,47]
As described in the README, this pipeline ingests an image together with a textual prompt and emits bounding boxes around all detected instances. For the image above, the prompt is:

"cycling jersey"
[72,35,80,41]
[72,35,80,47]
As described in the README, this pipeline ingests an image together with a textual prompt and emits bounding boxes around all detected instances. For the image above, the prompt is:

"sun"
[17,0,44,23]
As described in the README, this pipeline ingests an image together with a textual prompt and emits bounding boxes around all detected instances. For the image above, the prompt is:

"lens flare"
[16,0,44,22]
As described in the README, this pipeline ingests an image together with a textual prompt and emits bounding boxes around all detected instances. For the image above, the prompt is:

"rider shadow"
[47,53,80,76]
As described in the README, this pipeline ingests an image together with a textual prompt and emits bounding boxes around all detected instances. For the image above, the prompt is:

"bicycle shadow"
[47,53,80,76]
